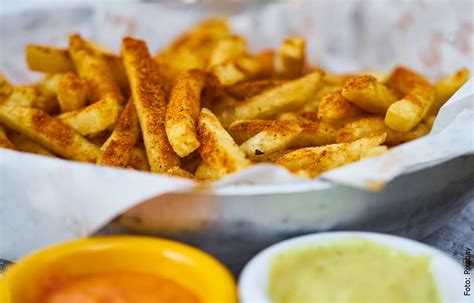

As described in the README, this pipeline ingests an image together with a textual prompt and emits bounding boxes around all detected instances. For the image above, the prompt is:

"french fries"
[2,18,467,180]
[197,108,250,175]
[336,116,430,146]
[122,37,180,172]
[342,75,399,114]
[166,69,207,157]
[97,98,140,167]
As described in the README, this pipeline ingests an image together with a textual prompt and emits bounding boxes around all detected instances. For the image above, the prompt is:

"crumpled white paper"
[1,1,473,260]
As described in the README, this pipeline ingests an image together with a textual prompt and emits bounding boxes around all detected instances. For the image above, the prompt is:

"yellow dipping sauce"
[269,238,440,303]
[39,271,201,303]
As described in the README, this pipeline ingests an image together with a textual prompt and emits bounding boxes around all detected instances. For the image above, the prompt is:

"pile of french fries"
[0,18,469,180]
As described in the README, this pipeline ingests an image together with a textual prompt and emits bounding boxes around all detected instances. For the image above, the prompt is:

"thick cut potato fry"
[209,35,247,67]
[210,55,264,86]
[385,85,435,132]
[336,116,429,146]
[342,75,399,114]
[361,145,388,159]
[276,38,305,79]
[97,98,140,167]
[240,121,302,159]
[257,50,275,77]
[387,66,430,94]
[166,69,207,157]
[318,91,365,125]
[276,144,345,172]
[195,161,223,181]
[58,96,122,135]
[0,104,99,161]
[166,166,195,179]
[431,68,469,114]
[0,73,14,100]
[302,84,343,111]
[26,44,75,73]
[8,131,55,156]
[228,71,324,123]
[122,37,180,172]
[69,34,123,104]
[126,147,150,171]
[197,108,250,175]
[57,72,89,113]
[228,120,336,148]
[5,85,57,114]
[226,79,286,100]
[0,124,16,150]
[303,133,387,177]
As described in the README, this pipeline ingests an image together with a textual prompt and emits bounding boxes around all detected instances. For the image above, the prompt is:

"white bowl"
[239,231,467,303]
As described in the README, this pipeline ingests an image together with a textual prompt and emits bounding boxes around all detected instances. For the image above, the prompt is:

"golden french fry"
[361,145,388,159]
[58,96,122,135]
[431,68,469,114]
[385,85,435,132]
[228,119,336,148]
[57,72,89,113]
[8,131,55,157]
[276,38,305,79]
[387,66,430,94]
[122,37,180,172]
[0,73,13,100]
[322,73,353,86]
[240,121,302,159]
[4,85,57,114]
[257,49,275,77]
[209,35,247,67]
[318,91,366,125]
[336,116,430,146]
[126,147,150,171]
[166,69,207,157]
[226,79,286,100]
[302,84,343,111]
[165,166,195,179]
[197,108,250,175]
[276,144,345,172]
[0,104,99,161]
[97,98,140,167]
[26,44,75,73]
[195,160,223,181]
[227,71,324,123]
[251,149,292,163]
[341,75,399,114]
[0,124,16,150]
[69,34,123,104]
[210,54,264,86]
[303,132,387,177]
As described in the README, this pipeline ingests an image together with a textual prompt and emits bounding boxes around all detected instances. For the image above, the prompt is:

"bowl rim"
[238,231,467,303]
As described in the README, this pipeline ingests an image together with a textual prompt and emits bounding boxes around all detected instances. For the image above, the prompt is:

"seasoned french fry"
[385,85,435,132]
[276,38,305,79]
[303,133,387,177]
[361,145,388,159]
[97,98,140,167]
[341,75,399,114]
[225,79,286,100]
[58,96,122,135]
[209,35,246,67]
[5,85,57,114]
[166,69,207,157]
[318,91,366,126]
[430,68,469,114]
[210,54,264,86]
[228,119,336,148]
[0,124,16,150]
[8,131,55,157]
[122,37,180,172]
[302,84,343,111]
[126,147,150,171]
[251,149,292,163]
[240,121,302,159]
[0,104,99,161]
[166,166,195,179]
[0,73,14,100]
[197,108,250,175]
[336,116,430,146]
[387,66,430,94]
[195,160,223,181]
[256,49,275,77]
[26,44,75,73]
[276,144,345,172]
[57,72,89,113]
[69,34,123,104]
[226,71,324,123]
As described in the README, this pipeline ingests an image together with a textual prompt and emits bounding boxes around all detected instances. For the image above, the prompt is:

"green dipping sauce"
[269,238,440,303]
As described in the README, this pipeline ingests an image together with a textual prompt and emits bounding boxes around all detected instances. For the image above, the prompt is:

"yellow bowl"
[0,236,237,303]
